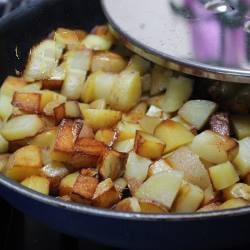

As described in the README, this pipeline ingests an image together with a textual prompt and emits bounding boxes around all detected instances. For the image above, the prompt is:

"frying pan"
[0,0,250,249]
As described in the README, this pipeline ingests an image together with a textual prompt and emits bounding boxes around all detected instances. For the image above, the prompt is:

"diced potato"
[78,121,94,139]
[114,177,127,193]
[0,95,13,121]
[139,200,168,213]
[166,146,211,190]
[0,76,27,97]
[139,116,162,134]
[90,99,106,110]
[122,102,147,123]
[91,52,127,73]
[232,115,250,140]
[146,105,170,120]
[223,183,250,201]
[126,55,151,75]
[55,28,86,49]
[219,198,249,210]
[233,137,250,177]
[150,65,172,95]
[203,185,216,205]
[95,129,118,147]
[98,150,125,180]
[160,76,193,113]
[197,202,221,212]
[146,95,164,108]
[92,178,120,208]
[134,131,165,159]
[171,115,194,131]
[109,70,142,111]
[113,138,135,153]
[12,92,41,113]
[172,181,204,212]
[0,134,8,153]
[135,171,183,209]
[1,115,43,141]
[82,34,112,51]
[40,90,66,109]
[22,82,42,92]
[209,162,239,191]
[116,121,142,142]
[125,152,152,193]
[21,176,50,195]
[4,145,42,181]
[190,130,238,164]
[59,172,80,196]
[81,109,122,130]
[148,159,173,177]
[81,71,118,103]
[154,120,194,153]
[42,78,63,91]
[178,100,217,130]
[0,154,10,172]
[24,40,64,81]
[115,197,141,212]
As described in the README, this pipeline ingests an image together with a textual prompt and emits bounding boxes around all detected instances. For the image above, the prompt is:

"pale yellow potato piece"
[122,102,147,123]
[126,55,151,75]
[172,181,204,213]
[109,70,142,111]
[154,120,194,153]
[148,159,173,177]
[116,121,141,142]
[22,82,42,92]
[139,200,168,213]
[233,137,250,177]
[146,105,170,120]
[209,162,239,191]
[114,177,127,194]
[0,76,26,97]
[178,100,217,130]
[59,172,80,196]
[166,146,211,190]
[134,130,165,159]
[115,197,141,212]
[1,115,43,141]
[81,109,122,130]
[171,115,193,131]
[0,134,8,153]
[113,139,135,153]
[135,171,183,209]
[160,76,193,113]
[82,34,112,51]
[231,115,250,140]
[219,198,249,210]
[29,129,57,148]
[90,99,106,110]
[0,95,13,121]
[190,130,238,164]
[139,116,162,134]
[40,90,66,109]
[22,176,50,195]
[125,151,152,193]
[223,183,250,201]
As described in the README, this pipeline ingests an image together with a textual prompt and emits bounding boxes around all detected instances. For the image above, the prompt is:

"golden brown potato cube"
[42,79,63,91]
[53,103,66,124]
[172,181,204,213]
[1,114,44,141]
[91,52,127,73]
[73,174,99,200]
[12,92,41,113]
[53,119,83,153]
[154,120,195,153]
[209,162,239,191]
[92,178,120,208]
[59,172,80,196]
[139,200,168,213]
[122,102,148,123]
[115,197,141,212]
[134,130,165,159]
[0,154,10,172]
[98,150,125,180]
[91,25,114,42]
[116,121,142,142]
[78,121,94,139]
[166,146,211,190]
[43,100,65,117]
[223,183,250,201]
[41,161,69,194]
[4,145,42,181]
[0,76,27,97]
[21,176,50,195]
[219,198,249,210]
[81,109,122,130]
[95,129,118,147]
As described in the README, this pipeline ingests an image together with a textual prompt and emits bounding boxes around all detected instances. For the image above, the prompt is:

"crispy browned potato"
[139,200,168,213]
[42,79,63,91]
[59,172,80,196]
[12,92,41,113]
[115,197,141,212]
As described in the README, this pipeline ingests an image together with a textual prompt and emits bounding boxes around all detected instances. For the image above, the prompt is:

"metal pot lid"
[102,0,250,83]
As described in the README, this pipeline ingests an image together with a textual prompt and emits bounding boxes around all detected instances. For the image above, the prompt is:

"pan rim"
[1,174,250,221]
[0,0,249,222]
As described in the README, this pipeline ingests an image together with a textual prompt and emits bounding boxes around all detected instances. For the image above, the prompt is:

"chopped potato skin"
[2,25,250,214]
